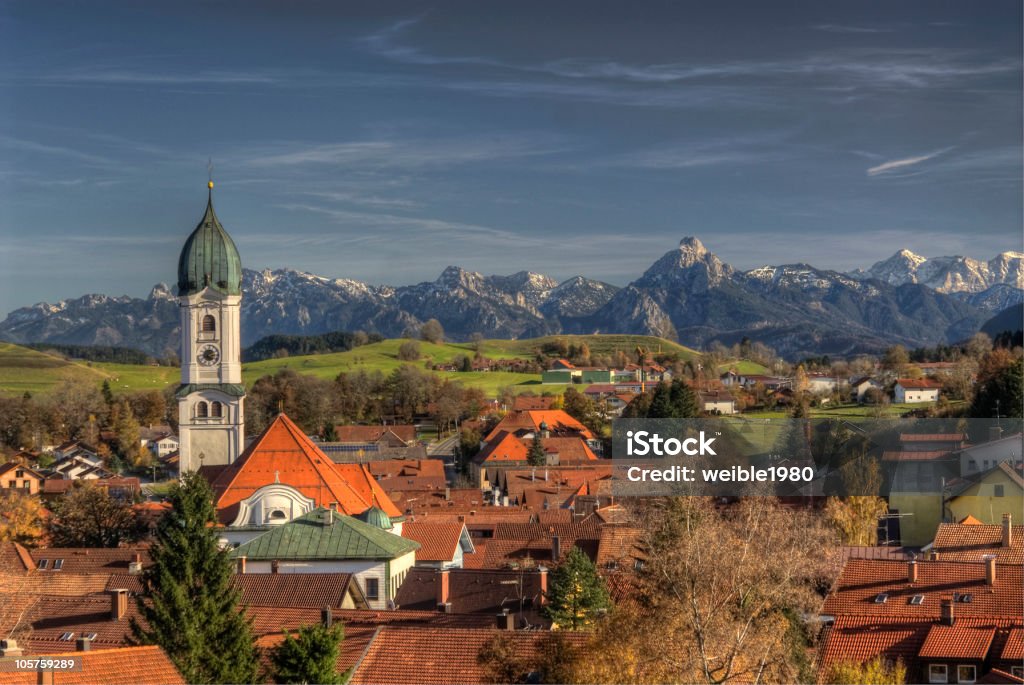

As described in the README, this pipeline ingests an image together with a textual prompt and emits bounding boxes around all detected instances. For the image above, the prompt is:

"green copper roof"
[229,507,419,561]
[358,505,394,530]
[177,188,242,296]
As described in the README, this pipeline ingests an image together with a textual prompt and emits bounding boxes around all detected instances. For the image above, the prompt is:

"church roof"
[230,508,418,561]
[209,413,402,522]
[177,184,242,296]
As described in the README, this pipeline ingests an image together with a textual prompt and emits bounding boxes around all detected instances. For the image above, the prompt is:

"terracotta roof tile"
[2,646,184,685]
[234,572,356,609]
[484,410,593,443]
[27,547,150,575]
[932,522,1023,564]
[335,425,416,444]
[918,623,996,659]
[1002,628,1024,661]
[401,522,467,563]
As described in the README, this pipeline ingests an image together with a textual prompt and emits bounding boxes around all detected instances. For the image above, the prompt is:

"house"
[483,410,593,444]
[959,433,1024,476]
[699,391,737,415]
[512,395,558,411]
[139,426,178,458]
[471,431,599,490]
[720,372,792,391]
[895,378,942,403]
[0,462,45,494]
[230,507,419,610]
[41,477,141,502]
[851,376,885,403]
[394,566,548,625]
[204,413,404,545]
[946,463,1024,526]
[334,424,417,446]
[929,515,1021,564]
[819,553,1023,684]
[401,521,476,569]
[232,572,370,610]
[806,373,840,393]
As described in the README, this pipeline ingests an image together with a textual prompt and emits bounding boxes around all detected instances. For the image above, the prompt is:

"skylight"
[873,593,889,604]
[910,595,925,605]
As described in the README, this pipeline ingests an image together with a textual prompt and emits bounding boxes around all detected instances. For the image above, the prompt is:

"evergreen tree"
[667,381,700,418]
[542,546,610,630]
[101,379,114,407]
[527,432,546,467]
[131,472,259,684]
[270,623,346,685]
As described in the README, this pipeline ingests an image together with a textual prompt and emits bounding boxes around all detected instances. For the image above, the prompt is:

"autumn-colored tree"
[825,454,888,545]
[420,319,445,344]
[0,490,45,547]
[882,345,909,376]
[590,497,840,684]
[48,482,144,548]
[825,657,907,684]
[111,400,149,467]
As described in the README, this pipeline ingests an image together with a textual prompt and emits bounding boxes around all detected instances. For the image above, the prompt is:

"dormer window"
[267,509,288,523]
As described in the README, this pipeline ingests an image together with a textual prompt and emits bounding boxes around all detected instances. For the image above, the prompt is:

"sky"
[0,0,1021,313]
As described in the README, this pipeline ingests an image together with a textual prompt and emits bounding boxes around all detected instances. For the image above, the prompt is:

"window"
[37,559,48,570]
[910,594,925,605]
[365,578,379,600]
[268,509,287,521]
[15,470,23,478]
[84,633,97,641]
[53,559,63,571]
[928,664,947,683]
[873,593,889,604]
[211,401,223,418]
[197,402,209,418]
[957,665,976,683]
[994,484,1005,497]
[60,632,74,641]
[958,594,973,603]
[201,314,216,333]
[1011,667,1023,678]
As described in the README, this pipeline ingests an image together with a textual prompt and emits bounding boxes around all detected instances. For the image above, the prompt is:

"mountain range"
[1,238,1020,360]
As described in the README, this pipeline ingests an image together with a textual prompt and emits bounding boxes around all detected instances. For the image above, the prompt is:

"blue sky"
[0,1,1021,312]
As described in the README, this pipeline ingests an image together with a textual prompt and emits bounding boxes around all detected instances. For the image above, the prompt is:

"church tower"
[176,181,245,473]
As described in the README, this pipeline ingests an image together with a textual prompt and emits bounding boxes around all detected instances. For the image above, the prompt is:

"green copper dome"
[359,505,393,530]
[177,186,242,296]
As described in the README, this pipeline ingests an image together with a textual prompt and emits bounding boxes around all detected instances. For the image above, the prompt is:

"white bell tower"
[176,181,245,473]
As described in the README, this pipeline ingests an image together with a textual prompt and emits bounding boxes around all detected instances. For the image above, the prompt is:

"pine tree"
[527,432,546,467]
[130,472,259,684]
[667,381,699,418]
[270,623,346,684]
[542,546,610,630]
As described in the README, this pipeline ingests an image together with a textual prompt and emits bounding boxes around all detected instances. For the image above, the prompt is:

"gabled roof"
[401,522,472,563]
[948,462,1024,498]
[896,378,943,390]
[335,425,416,444]
[230,507,419,561]
[822,559,1023,619]
[0,462,44,480]
[2,646,185,685]
[483,410,593,443]
[394,567,546,617]
[210,413,401,520]
[918,623,996,659]
[234,572,359,609]
[932,521,1023,564]
[28,547,150,575]
[512,395,558,411]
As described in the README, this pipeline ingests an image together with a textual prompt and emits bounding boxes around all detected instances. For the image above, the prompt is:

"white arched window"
[196,401,209,418]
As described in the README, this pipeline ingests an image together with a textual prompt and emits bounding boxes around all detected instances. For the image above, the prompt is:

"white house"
[850,377,884,403]
[894,378,942,404]
[699,392,737,415]
[229,507,419,611]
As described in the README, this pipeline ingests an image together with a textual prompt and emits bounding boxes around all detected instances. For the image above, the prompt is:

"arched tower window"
[201,315,216,333]
[196,401,209,418]
[211,401,223,418]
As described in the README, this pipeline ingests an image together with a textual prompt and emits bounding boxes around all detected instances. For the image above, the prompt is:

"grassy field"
[0,334,695,397]
[716,360,770,375]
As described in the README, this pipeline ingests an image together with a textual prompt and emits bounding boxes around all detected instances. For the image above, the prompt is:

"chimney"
[985,556,997,586]
[907,560,918,584]
[544,468,548,482]
[237,556,247,574]
[1003,514,1012,548]
[496,610,515,631]
[538,567,548,606]
[76,636,91,652]
[0,638,23,657]
[928,550,939,562]
[321,607,332,628]
[436,569,451,611]
[324,509,334,526]
[38,669,55,685]
[109,588,128,621]
[940,597,955,626]
[128,552,143,576]
[445,487,451,501]
[271,560,280,574]
[551,535,561,562]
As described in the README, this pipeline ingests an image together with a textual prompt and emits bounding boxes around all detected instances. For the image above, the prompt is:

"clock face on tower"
[197,344,221,366]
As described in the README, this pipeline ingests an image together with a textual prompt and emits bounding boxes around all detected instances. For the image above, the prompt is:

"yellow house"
[947,462,1024,525]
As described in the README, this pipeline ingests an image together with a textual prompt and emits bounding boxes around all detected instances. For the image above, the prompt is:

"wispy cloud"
[39,68,283,85]
[811,24,894,34]
[866,147,953,176]
[0,135,117,167]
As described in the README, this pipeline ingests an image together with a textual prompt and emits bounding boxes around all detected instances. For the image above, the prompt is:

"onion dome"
[177,182,242,296]
[359,505,394,530]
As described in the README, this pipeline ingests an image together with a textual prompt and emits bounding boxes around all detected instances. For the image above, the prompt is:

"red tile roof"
[1001,628,1024,661]
[27,547,150,575]
[822,559,1023,619]
[512,396,558,411]
[335,425,416,444]
[896,379,944,390]
[0,542,34,573]
[210,413,401,520]
[900,433,965,442]
[882,450,955,461]
[918,623,996,659]
[234,572,357,609]
[932,522,1023,564]
[349,626,588,685]
[402,522,467,563]
[2,646,185,685]
[483,410,593,443]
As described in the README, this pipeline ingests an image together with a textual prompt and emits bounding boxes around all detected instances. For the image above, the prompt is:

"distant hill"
[2,237,1020,359]
[980,303,1024,341]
